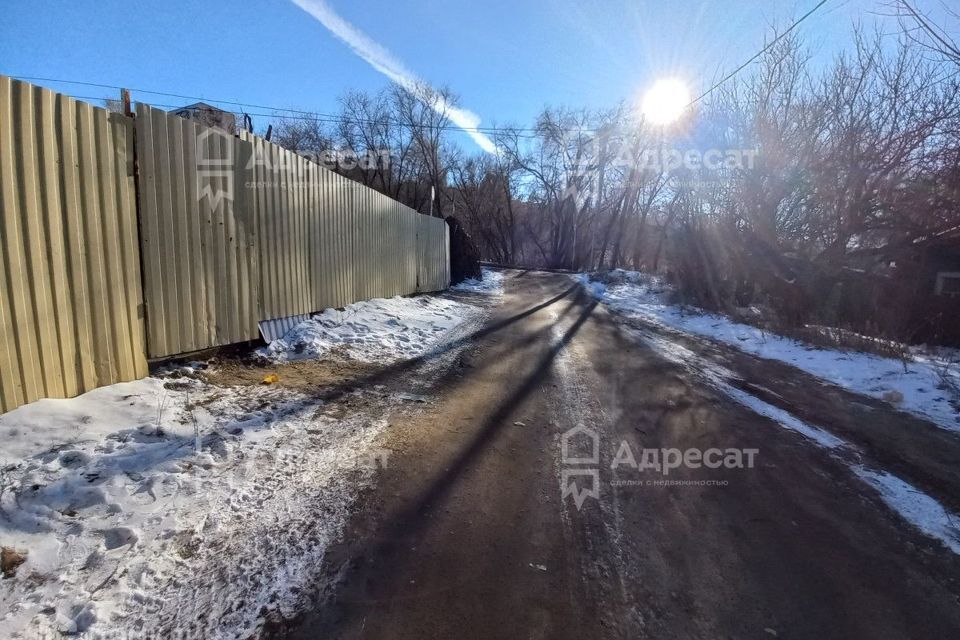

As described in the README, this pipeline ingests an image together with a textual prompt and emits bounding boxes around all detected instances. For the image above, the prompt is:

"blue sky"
[0,0,927,152]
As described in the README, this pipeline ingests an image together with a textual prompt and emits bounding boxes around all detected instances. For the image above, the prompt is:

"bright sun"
[641,78,691,125]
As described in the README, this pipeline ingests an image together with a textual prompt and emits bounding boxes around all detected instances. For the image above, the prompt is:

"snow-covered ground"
[451,269,505,295]
[576,270,960,432]
[0,378,387,638]
[262,269,505,363]
[0,270,503,639]
[638,329,960,556]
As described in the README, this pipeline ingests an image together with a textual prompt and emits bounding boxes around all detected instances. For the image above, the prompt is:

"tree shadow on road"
[280,291,600,637]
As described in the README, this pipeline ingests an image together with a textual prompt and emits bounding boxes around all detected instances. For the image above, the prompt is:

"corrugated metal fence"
[0,81,450,412]
[0,76,148,413]
[417,214,451,293]
[0,75,451,414]
[135,106,449,359]
[135,104,260,358]
[240,131,419,323]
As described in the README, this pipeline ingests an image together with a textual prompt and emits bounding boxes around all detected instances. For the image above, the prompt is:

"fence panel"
[417,215,451,292]
[1,80,450,414]
[136,104,260,358]
[240,132,425,323]
[0,76,147,413]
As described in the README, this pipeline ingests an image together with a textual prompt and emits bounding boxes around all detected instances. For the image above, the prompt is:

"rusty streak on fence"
[0,76,147,413]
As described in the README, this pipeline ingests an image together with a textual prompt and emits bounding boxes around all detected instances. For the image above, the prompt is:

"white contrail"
[290,0,497,153]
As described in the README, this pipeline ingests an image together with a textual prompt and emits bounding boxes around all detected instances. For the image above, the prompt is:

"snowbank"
[0,375,394,637]
[576,270,960,432]
[0,378,176,466]
[451,268,505,295]
[263,268,504,363]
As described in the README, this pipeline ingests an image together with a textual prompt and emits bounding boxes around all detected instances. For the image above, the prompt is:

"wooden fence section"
[0,76,147,413]
[136,104,260,358]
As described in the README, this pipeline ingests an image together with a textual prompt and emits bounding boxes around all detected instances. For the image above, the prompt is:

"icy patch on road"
[638,329,960,557]
[718,384,846,450]
[576,271,960,432]
[642,333,846,450]
[263,269,502,364]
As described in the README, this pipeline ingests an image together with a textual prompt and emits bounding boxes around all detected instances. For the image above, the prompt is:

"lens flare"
[641,78,690,125]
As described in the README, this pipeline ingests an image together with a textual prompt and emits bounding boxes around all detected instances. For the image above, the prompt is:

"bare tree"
[390,82,460,216]
[889,0,960,65]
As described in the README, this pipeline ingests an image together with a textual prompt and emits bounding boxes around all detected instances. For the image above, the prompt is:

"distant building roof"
[176,102,223,112]
[171,102,236,132]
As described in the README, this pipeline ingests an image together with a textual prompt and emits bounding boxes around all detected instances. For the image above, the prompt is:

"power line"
[60,92,549,140]
[13,0,832,137]
[7,2,837,140]
[896,0,960,61]
[8,74,541,136]
[686,0,830,107]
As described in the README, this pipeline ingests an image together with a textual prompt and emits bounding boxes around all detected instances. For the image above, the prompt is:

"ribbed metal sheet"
[0,79,450,414]
[140,121,447,358]
[241,132,424,322]
[0,76,148,413]
[417,215,451,292]
[136,104,260,358]
[258,313,311,343]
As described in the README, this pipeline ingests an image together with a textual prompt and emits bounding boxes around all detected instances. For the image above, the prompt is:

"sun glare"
[641,78,691,125]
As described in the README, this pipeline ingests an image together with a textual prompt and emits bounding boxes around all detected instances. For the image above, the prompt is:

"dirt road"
[278,270,960,640]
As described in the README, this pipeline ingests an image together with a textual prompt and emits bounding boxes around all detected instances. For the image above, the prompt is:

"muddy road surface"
[278,270,960,640]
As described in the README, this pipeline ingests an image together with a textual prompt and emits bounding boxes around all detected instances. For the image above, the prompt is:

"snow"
[854,467,960,555]
[451,267,505,295]
[0,275,500,638]
[576,270,960,432]
[580,278,606,299]
[261,297,467,363]
[641,332,847,450]
[0,374,395,638]
[0,378,173,466]
[263,268,504,363]
[636,326,960,557]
